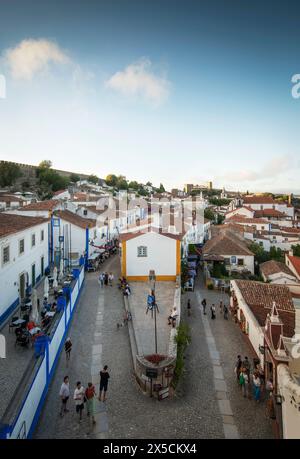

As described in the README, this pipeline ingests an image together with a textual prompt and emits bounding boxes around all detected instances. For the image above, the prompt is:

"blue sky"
[0,0,300,192]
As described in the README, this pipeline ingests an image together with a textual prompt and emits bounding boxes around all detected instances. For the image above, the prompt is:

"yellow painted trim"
[122,241,127,277]
[176,240,181,276]
[126,275,177,282]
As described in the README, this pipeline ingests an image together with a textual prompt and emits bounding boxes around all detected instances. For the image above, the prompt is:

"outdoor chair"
[9,316,19,333]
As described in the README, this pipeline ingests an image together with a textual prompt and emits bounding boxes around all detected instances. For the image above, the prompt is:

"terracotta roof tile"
[260,260,296,278]
[234,280,295,337]
[203,232,254,256]
[254,209,286,218]
[287,255,300,277]
[243,196,276,204]
[0,213,49,238]
[22,200,59,211]
[56,210,96,229]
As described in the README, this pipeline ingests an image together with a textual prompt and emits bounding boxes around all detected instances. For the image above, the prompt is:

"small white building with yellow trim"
[120,227,181,281]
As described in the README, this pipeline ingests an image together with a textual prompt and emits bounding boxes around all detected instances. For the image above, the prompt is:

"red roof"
[243,196,276,204]
[119,226,184,242]
[254,209,286,218]
[287,255,300,277]
[0,213,49,237]
[22,200,59,211]
[56,210,96,229]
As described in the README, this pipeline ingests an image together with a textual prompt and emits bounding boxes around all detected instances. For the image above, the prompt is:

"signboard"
[59,236,64,242]
[146,368,158,379]
[158,387,169,400]
[52,218,60,227]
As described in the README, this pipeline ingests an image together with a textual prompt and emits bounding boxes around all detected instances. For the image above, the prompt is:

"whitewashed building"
[0,213,49,325]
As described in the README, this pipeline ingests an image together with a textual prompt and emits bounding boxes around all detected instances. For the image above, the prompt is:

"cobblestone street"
[34,259,274,439]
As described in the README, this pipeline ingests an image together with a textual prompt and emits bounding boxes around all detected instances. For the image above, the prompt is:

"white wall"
[0,221,49,321]
[126,232,177,277]
[224,254,254,274]
[278,364,300,439]
[231,280,264,364]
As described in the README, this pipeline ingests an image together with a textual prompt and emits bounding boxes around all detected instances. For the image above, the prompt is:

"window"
[224,258,230,265]
[41,229,44,242]
[137,246,148,257]
[19,239,25,255]
[2,245,10,265]
[31,233,36,247]
[231,256,237,264]
[94,229,97,239]
[261,226,265,230]
[237,258,244,266]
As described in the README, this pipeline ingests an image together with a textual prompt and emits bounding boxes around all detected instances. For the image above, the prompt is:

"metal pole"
[154,304,158,355]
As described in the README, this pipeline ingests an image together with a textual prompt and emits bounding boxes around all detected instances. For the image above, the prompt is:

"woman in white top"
[74,381,85,421]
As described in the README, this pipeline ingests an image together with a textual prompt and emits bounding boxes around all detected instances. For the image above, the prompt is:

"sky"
[0,0,300,193]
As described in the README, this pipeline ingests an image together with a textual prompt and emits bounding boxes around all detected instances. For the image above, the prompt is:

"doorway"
[32,263,36,287]
[19,272,26,300]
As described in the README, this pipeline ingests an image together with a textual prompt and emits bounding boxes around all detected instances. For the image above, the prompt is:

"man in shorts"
[74,381,85,421]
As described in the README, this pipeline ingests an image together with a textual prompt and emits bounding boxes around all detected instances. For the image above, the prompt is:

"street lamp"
[148,270,159,355]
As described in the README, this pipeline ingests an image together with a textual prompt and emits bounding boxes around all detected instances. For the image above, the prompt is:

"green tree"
[38,160,52,169]
[88,174,98,184]
[269,246,284,262]
[159,183,165,193]
[204,208,216,221]
[105,174,118,186]
[209,197,231,206]
[116,175,128,190]
[128,181,139,190]
[70,173,80,183]
[292,244,300,257]
[249,242,270,265]
[0,162,22,187]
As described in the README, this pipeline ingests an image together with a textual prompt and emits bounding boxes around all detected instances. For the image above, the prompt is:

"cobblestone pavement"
[129,282,175,356]
[34,261,273,439]
[192,275,274,439]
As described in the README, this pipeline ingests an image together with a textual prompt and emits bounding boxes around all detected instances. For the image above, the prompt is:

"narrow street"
[34,260,273,439]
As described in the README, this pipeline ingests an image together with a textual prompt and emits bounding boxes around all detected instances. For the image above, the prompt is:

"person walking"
[64,337,72,364]
[59,376,70,417]
[99,272,104,288]
[99,365,110,402]
[252,372,261,402]
[235,355,242,381]
[239,368,250,398]
[219,301,223,314]
[242,356,251,379]
[210,304,216,320]
[104,272,109,286]
[187,299,191,317]
[223,304,229,320]
[108,272,114,287]
[85,382,97,425]
[74,381,85,422]
[201,298,207,315]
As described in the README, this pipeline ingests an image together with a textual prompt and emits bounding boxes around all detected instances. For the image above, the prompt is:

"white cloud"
[4,38,70,80]
[218,155,297,183]
[105,58,170,106]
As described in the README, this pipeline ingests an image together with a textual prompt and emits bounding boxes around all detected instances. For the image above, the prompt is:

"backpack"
[239,373,245,385]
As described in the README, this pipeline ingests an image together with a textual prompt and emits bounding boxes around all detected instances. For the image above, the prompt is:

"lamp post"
[149,270,159,355]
